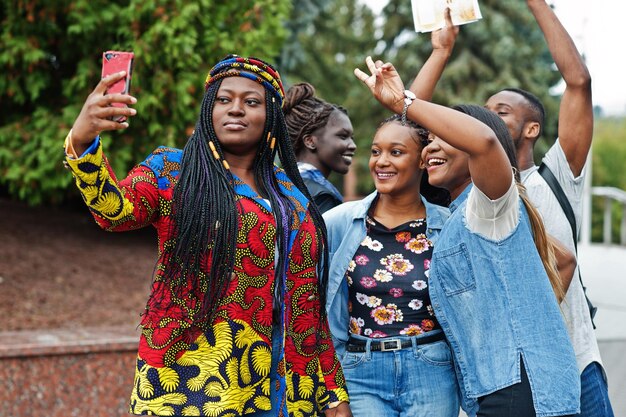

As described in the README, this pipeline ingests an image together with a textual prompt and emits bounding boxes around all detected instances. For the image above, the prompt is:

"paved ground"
[579,243,626,341]
[598,340,625,416]
[578,243,626,416]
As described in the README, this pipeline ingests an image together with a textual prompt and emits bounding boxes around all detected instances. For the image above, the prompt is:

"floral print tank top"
[347,215,440,338]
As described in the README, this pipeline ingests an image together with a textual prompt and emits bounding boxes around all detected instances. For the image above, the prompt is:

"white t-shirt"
[466,176,519,241]
[521,139,601,373]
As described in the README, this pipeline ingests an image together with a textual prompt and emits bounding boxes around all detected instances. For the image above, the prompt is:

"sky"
[360,0,626,116]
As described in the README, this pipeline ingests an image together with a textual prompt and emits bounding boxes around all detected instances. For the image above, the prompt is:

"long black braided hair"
[154,55,330,330]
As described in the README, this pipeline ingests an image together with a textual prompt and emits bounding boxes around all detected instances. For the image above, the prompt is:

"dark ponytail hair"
[453,104,519,178]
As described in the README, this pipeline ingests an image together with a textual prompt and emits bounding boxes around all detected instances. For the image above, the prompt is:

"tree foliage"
[592,117,626,190]
[281,0,386,194]
[590,116,626,242]
[377,0,562,156]
[1,0,604,205]
[277,0,333,72]
[1,0,289,205]
[284,0,565,196]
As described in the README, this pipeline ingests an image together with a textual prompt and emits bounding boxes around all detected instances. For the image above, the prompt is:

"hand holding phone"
[101,51,134,122]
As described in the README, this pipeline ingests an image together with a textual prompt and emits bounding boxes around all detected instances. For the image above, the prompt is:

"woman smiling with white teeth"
[322,19,462,416]
[284,82,356,213]
[322,113,459,417]
[353,52,580,417]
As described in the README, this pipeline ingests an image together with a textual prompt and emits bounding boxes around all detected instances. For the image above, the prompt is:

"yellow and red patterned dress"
[65,141,349,416]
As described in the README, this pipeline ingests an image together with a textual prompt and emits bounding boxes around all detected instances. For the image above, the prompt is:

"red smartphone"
[101,50,134,122]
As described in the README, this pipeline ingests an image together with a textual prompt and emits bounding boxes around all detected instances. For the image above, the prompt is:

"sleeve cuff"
[322,387,349,410]
[327,401,346,409]
[64,130,100,159]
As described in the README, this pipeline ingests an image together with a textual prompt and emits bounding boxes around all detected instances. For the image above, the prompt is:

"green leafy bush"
[591,116,626,243]
[1,0,289,205]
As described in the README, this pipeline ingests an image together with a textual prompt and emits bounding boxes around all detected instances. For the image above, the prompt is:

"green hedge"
[1,0,289,205]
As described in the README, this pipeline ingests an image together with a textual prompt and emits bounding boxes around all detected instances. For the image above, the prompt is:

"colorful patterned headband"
[205,55,285,107]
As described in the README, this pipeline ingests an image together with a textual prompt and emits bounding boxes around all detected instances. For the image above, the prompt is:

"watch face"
[404,89,416,100]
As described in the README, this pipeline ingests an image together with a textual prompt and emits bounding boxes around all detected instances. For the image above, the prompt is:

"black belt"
[346,331,445,352]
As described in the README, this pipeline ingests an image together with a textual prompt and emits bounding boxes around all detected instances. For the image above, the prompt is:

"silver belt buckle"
[381,339,402,351]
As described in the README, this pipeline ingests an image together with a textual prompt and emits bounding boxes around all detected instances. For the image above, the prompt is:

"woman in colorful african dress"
[64,55,352,417]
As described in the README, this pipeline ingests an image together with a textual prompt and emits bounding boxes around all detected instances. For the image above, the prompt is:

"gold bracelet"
[327,401,345,409]
[64,129,78,158]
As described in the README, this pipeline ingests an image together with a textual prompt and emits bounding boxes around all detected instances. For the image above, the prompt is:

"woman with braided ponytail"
[64,55,352,417]
[283,83,356,213]
[354,56,579,417]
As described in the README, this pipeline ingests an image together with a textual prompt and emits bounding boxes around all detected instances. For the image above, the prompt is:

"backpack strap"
[538,163,578,251]
[538,162,597,326]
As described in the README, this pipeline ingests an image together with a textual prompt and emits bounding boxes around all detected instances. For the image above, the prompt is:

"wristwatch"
[401,89,416,126]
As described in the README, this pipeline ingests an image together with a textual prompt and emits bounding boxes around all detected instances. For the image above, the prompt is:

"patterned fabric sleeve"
[286,210,350,411]
[316,317,350,410]
[65,140,160,231]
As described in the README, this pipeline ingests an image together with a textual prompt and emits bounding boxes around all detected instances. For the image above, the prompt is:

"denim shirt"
[323,191,450,356]
[429,185,580,416]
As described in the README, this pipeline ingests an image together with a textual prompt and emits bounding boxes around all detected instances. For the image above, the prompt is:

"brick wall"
[0,327,139,417]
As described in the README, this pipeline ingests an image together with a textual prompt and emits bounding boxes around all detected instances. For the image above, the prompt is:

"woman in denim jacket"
[354,57,579,417]
[323,114,460,417]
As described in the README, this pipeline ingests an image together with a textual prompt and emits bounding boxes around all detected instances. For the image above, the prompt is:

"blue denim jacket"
[430,185,580,416]
[323,191,450,356]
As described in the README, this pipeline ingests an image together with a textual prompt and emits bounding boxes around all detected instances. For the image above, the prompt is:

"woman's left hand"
[354,56,405,114]
[323,401,353,417]
[431,7,459,52]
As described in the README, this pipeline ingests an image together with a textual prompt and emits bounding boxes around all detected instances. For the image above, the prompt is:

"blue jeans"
[575,362,614,417]
[340,331,460,417]
[477,359,536,417]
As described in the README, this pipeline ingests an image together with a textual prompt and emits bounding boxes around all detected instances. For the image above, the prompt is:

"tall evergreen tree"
[277,0,333,72]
